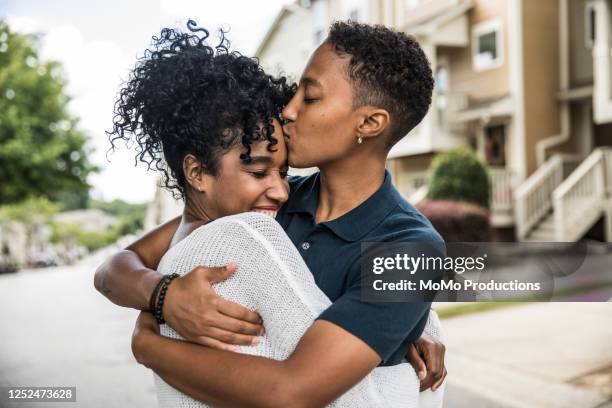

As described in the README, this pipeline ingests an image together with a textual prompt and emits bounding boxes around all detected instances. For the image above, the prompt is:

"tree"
[0,21,95,208]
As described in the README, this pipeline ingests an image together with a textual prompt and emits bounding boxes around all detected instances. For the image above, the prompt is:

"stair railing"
[515,155,565,240]
[552,149,608,241]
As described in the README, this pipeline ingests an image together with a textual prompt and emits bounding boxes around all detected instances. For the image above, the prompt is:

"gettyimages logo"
[360,242,612,302]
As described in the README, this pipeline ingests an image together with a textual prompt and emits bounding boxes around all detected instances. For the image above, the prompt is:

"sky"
[1,0,293,203]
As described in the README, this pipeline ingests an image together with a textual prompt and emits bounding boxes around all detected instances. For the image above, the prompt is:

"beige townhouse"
[256,0,612,242]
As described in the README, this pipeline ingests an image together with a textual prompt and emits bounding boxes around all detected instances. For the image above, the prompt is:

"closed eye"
[250,171,268,179]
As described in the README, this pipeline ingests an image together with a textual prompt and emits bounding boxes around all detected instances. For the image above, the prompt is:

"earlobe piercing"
[357,136,363,144]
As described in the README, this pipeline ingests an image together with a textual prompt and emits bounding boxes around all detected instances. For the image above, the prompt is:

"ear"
[183,154,206,192]
[356,108,390,141]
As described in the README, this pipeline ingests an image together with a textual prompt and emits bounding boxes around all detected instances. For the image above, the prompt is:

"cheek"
[210,173,253,214]
[229,174,269,208]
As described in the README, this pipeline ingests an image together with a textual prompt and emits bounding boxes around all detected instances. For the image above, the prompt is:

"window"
[586,2,597,48]
[435,65,449,94]
[472,19,504,71]
[484,124,506,166]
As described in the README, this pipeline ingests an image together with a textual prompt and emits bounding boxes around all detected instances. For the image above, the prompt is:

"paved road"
[0,250,156,408]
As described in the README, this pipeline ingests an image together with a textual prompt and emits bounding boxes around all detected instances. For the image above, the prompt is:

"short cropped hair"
[328,21,434,147]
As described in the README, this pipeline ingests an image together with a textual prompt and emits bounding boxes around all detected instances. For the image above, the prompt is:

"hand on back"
[163,262,264,351]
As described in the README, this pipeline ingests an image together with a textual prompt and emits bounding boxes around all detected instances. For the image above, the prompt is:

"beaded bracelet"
[153,273,180,324]
[149,276,165,314]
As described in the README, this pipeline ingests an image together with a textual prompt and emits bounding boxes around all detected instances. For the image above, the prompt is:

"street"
[0,249,155,408]
[1,249,611,408]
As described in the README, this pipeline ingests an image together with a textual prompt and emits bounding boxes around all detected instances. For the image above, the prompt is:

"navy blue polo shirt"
[276,170,444,366]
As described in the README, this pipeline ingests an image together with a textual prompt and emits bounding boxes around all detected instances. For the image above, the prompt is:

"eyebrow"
[244,156,274,165]
[300,76,322,88]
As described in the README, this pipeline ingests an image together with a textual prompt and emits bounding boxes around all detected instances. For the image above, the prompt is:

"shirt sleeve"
[316,259,432,365]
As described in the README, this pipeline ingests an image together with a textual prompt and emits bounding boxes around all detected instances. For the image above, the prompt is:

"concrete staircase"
[523,211,556,242]
[516,148,612,242]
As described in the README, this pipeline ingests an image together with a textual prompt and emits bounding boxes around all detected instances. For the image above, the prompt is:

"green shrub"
[427,148,491,208]
[51,221,120,252]
[90,199,145,235]
[0,197,59,224]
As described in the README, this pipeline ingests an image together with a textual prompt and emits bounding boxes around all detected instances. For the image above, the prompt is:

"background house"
[255,0,612,242]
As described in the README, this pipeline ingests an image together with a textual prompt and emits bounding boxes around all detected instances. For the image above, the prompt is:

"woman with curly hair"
[96,20,446,408]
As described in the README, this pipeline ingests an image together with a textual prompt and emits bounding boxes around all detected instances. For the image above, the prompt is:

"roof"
[403,0,474,36]
[255,2,307,57]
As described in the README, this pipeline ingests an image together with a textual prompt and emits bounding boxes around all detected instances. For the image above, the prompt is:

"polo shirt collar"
[286,170,400,242]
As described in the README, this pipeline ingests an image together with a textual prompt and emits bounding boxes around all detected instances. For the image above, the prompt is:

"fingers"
[419,341,446,392]
[217,298,262,325]
[203,262,238,284]
[407,344,427,381]
[431,367,447,392]
[212,313,264,337]
[190,326,260,347]
[419,373,436,392]
[191,336,241,353]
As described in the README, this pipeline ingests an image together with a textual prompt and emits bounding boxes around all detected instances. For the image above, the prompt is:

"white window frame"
[585,1,596,48]
[472,18,504,72]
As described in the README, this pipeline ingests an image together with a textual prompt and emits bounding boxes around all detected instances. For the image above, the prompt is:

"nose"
[267,174,289,204]
[282,91,299,124]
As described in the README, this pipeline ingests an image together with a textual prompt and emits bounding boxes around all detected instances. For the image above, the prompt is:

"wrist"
[139,269,164,311]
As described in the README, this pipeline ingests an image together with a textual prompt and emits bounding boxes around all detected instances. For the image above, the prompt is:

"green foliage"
[50,221,120,252]
[50,199,146,252]
[0,196,59,226]
[0,21,96,207]
[90,199,146,235]
[427,148,491,208]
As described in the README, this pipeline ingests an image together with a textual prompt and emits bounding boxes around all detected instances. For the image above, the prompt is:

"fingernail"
[419,371,426,380]
[230,346,240,353]
[251,337,260,345]
[259,327,265,336]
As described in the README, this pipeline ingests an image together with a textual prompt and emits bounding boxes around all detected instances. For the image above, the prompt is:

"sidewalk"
[438,302,612,408]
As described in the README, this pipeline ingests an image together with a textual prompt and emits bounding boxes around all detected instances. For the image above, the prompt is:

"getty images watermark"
[360,242,612,302]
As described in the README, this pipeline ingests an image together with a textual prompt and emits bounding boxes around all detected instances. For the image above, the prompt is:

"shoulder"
[376,195,444,243]
[288,172,318,193]
[192,212,284,243]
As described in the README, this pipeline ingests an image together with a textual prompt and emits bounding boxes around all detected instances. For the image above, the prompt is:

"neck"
[171,197,213,246]
[315,153,386,224]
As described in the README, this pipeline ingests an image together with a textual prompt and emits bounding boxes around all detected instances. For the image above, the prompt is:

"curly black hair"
[327,21,434,147]
[108,20,295,199]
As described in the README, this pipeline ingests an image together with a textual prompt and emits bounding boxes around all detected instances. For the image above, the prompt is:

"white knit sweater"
[154,212,445,408]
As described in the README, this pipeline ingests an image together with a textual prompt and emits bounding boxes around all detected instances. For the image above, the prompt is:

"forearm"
[136,332,294,408]
[94,250,162,310]
[134,321,379,408]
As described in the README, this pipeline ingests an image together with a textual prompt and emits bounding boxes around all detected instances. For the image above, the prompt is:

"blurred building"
[256,0,612,242]
[144,180,183,230]
[54,209,118,232]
